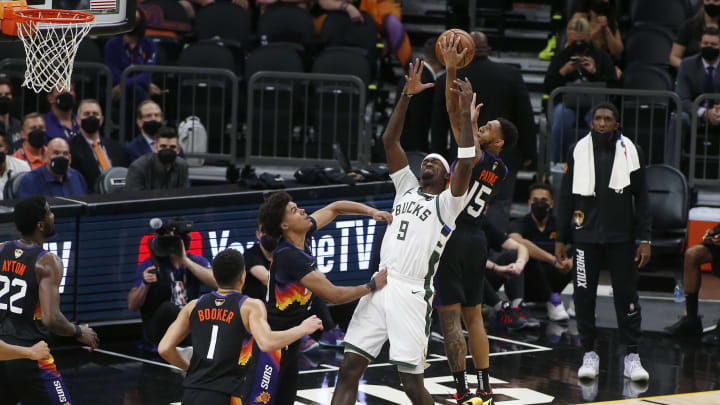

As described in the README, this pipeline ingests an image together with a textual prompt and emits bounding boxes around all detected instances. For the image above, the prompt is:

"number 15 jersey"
[453,150,508,227]
[378,166,465,280]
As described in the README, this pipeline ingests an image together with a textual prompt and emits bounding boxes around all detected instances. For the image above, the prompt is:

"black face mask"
[0,96,11,115]
[260,235,278,252]
[591,129,619,147]
[28,129,46,148]
[142,120,162,136]
[706,3,720,17]
[531,201,551,221]
[55,92,74,112]
[701,46,720,62]
[157,148,177,165]
[567,41,591,56]
[80,116,101,134]
[50,156,69,176]
[0,151,6,166]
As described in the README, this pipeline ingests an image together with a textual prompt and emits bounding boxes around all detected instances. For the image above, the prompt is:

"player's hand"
[470,93,484,135]
[143,266,158,284]
[555,242,568,262]
[345,4,364,23]
[28,340,50,361]
[438,34,467,69]
[373,268,388,291]
[403,58,434,96]
[300,315,323,335]
[449,78,474,111]
[77,325,99,350]
[371,209,393,224]
[635,243,651,268]
[512,259,526,274]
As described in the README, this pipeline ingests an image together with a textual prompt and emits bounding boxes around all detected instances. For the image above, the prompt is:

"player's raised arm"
[439,34,468,143]
[383,58,435,174]
[311,200,392,230]
[448,78,476,197]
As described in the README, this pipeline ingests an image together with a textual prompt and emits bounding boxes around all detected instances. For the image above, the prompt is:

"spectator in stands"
[70,99,127,193]
[0,135,30,199]
[127,216,216,346]
[125,126,189,192]
[544,17,617,162]
[671,0,720,69]
[571,0,623,59]
[508,183,574,321]
[105,9,161,103]
[125,100,164,163]
[432,31,536,231]
[399,37,442,152]
[676,26,720,128]
[12,113,47,170]
[16,138,87,198]
[44,85,79,141]
[0,77,22,151]
[665,224,720,345]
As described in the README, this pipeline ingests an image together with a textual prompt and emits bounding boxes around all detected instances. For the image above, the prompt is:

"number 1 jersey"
[378,166,465,280]
[453,150,508,227]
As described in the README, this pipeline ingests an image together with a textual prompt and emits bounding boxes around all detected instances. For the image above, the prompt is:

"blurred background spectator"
[16,138,87,198]
[671,0,720,69]
[12,113,47,170]
[0,134,30,199]
[44,84,79,142]
[125,126,189,191]
[0,77,21,152]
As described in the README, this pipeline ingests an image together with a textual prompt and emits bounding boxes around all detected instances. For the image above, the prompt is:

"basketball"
[435,29,475,68]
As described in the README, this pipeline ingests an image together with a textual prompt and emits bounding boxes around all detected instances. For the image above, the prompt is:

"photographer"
[127,217,216,347]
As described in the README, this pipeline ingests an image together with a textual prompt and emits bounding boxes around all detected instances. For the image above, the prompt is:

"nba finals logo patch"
[573,210,584,227]
[255,392,271,404]
[492,161,498,171]
[14,249,22,259]
[214,298,225,306]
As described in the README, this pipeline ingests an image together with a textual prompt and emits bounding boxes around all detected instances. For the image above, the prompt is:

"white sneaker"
[623,379,649,398]
[578,351,600,379]
[578,378,599,401]
[623,353,649,381]
[567,300,576,318]
[547,301,570,321]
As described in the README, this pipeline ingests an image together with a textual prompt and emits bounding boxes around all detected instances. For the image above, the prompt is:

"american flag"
[89,0,116,10]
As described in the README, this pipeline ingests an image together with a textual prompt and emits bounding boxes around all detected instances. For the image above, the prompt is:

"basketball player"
[330,58,477,405]
[0,196,99,404]
[435,34,519,404]
[159,249,323,405]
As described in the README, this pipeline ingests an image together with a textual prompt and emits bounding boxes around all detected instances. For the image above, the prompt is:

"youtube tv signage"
[0,183,395,322]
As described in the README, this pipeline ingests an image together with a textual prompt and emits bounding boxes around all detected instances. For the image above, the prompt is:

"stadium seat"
[319,11,378,76]
[177,41,236,73]
[145,0,190,25]
[622,64,673,91]
[245,42,304,81]
[149,35,184,66]
[631,0,687,32]
[625,24,674,66]
[193,2,250,45]
[4,171,29,200]
[311,46,371,86]
[96,167,128,194]
[645,164,689,267]
[257,4,314,45]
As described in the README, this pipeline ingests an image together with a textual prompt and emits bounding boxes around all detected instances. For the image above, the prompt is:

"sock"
[452,371,469,396]
[476,368,491,393]
[494,301,504,310]
[686,292,699,319]
[511,298,523,308]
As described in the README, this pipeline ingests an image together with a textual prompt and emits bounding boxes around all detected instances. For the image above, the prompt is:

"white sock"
[511,298,523,308]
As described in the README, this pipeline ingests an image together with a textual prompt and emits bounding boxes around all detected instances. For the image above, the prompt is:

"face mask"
[50,156,69,176]
[260,235,278,252]
[142,120,162,136]
[568,41,590,56]
[157,148,177,165]
[591,129,618,146]
[0,97,11,115]
[55,92,74,112]
[0,151,6,166]
[531,201,550,221]
[28,129,46,148]
[701,46,720,62]
[80,116,101,134]
[706,3,720,17]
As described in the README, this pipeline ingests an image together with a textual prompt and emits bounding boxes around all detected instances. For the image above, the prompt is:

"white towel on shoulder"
[572,132,641,197]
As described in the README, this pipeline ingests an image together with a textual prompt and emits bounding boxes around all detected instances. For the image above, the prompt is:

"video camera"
[148,217,193,258]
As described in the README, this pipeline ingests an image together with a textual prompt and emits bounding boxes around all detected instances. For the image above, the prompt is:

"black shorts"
[435,225,488,307]
[182,388,242,405]
[0,354,72,405]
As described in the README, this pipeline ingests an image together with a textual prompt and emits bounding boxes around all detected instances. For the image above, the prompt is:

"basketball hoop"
[0,1,94,93]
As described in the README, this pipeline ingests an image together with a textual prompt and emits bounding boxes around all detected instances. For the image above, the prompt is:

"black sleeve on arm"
[244,247,267,270]
[431,75,451,153]
[275,250,315,283]
[630,146,652,241]
[556,147,575,243]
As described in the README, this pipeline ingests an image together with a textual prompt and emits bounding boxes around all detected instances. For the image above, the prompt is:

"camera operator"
[127,217,216,347]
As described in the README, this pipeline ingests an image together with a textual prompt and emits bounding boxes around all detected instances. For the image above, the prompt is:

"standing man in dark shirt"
[242,224,274,301]
[159,249,323,405]
[257,191,390,405]
[0,196,99,404]
[555,103,651,382]
[509,183,574,321]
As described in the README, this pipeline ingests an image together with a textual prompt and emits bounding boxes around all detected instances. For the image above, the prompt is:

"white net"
[16,12,93,93]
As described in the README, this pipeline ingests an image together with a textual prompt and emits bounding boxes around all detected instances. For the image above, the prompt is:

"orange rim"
[14,8,94,24]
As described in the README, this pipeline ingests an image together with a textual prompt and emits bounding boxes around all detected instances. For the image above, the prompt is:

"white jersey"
[379,166,465,281]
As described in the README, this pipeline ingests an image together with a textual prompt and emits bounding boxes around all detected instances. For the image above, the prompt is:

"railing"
[689,93,720,187]
[246,71,370,166]
[0,58,114,138]
[545,86,683,180]
[119,65,240,164]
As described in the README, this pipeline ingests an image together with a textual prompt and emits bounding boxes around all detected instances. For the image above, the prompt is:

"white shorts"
[343,271,433,374]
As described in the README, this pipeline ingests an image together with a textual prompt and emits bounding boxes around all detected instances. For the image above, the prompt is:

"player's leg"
[331,353,370,405]
[574,243,602,379]
[461,305,493,403]
[8,355,73,405]
[436,303,469,397]
[398,371,433,405]
[0,361,20,405]
[181,388,233,405]
[666,244,712,336]
[273,340,301,405]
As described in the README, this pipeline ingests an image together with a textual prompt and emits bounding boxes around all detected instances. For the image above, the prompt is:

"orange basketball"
[435,29,475,68]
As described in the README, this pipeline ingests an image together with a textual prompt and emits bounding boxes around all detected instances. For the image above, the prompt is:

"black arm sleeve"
[556,147,575,243]
[630,147,652,241]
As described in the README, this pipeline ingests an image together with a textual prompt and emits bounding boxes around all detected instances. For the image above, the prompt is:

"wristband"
[365,278,377,292]
[638,240,652,246]
[401,91,413,98]
[553,257,558,266]
[74,324,82,338]
[457,146,476,159]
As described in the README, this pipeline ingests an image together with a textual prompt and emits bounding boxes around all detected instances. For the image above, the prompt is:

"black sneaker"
[502,306,529,331]
[664,315,703,337]
[702,321,720,345]
[457,390,494,405]
[509,306,541,329]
